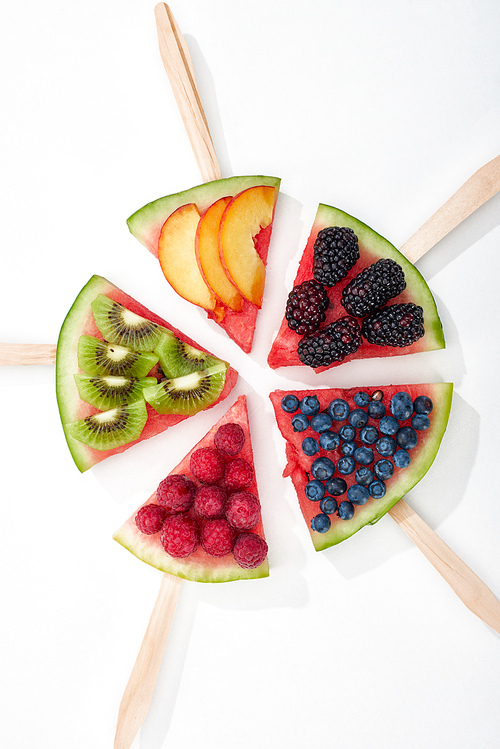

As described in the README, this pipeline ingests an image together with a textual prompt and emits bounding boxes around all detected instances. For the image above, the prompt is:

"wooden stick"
[114,573,183,749]
[0,343,56,365]
[389,500,500,634]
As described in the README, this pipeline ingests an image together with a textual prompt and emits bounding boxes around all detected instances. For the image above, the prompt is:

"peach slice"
[195,197,244,312]
[158,203,223,315]
[219,185,276,308]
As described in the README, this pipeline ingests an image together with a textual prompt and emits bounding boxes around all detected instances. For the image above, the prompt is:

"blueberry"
[311,457,336,481]
[292,413,309,432]
[281,394,299,413]
[360,425,379,445]
[304,480,325,501]
[376,435,397,457]
[349,408,369,428]
[319,431,340,451]
[327,398,350,421]
[338,500,355,520]
[413,395,433,415]
[354,446,374,465]
[390,392,414,420]
[325,477,347,496]
[355,466,374,486]
[300,395,320,416]
[347,484,369,505]
[369,480,386,499]
[339,424,356,442]
[396,426,418,450]
[337,456,355,475]
[311,513,331,533]
[379,415,399,435]
[373,459,394,481]
[310,412,333,433]
[367,400,386,419]
[394,449,411,468]
[411,414,430,431]
[320,496,338,515]
[302,437,319,456]
[340,441,356,457]
[354,391,370,407]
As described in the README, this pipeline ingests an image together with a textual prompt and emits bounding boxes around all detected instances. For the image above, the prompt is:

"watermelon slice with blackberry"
[113,395,269,582]
[270,383,452,550]
[268,204,445,371]
[56,275,238,472]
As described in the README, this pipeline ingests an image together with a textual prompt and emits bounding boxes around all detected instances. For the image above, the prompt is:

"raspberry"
[297,316,361,368]
[135,504,167,535]
[285,279,329,335]
[214,422,245,456]
[201,519,236,557]
[161,514,200,558]
[341,258,406,317]
[194,484,227,519]
[233,533,268,569]
[312,226,359,286]
[190,447,225,483]
[224,457,254,491]
[157,474,195,513]
[225,491,261,531]
[361,303,425,347]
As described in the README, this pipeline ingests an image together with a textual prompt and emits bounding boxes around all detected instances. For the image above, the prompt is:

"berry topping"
[200,519,236,557]
[299,395,321,415]
[135,504,167,535]
[411,414,431,431]
[233,533,268,569]
[376,435,397,457]
[190,447,226,484]
[310,412,333,433]
[224,457,254,491]
[394,449,411,468]
[285,279,329,335]
[367,400,386,419]
[355,466,374,486]
[339,424,356,442]
[373,459,395,481]
[193,484,227,519]
[292,413,309,432]
[281,394,300,413]
[354,447,374,465]
[310,456,336,481]
[379,415,400,435]
[302,437,319,456]
[349,408,369,428]
[225,491,261,531]
[354,391,370,407]
[298,316,362,368]
[312,226,360,286]
[157,474,196,514]
[161,514,200,558]
[327,398,350,421]
[337,456,356,475]
[214,422,245,456]
[338,500,355,520]
[359,425,379,445]
[369,480,387,499]
[326,477,347,496]
[390,392,414,421]
[320,496,338,515]
[361,303,425,347]
[341,258,406,317]
[396,426,418,450]
[347,484,369,505]
[311,513,331,533]
[340,441,356,457]
[319,431,340,451]
[305,480,326,501]
[413,395,433,414]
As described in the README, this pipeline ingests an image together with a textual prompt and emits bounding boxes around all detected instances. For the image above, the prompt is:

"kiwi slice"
[143,363,228,415]
[78,335,159,378]
[91,295,163,352]
[155,332,223,377]
[74,374,156,411]
[68,399,148,451]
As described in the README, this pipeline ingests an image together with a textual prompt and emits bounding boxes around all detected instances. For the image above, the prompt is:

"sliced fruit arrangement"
[56,275,238,472]
[127,175,281,353]
[268,205,445,371]
[114,395,269,582]
[270,383,453,551]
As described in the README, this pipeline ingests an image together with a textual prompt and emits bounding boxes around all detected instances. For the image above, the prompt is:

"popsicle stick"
[400,154,500,263]
[389,500,500,634]
[0,343,56,365]
[114,573,183,749]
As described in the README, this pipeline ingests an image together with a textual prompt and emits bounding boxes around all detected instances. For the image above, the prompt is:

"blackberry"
[361,304,425,347]
[312,227,360,286]
[341,259,406,317]
[285,279,329,335]
[297,316,361,368]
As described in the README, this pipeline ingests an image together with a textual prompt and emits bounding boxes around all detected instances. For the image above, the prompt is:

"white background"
[1,1,499,747]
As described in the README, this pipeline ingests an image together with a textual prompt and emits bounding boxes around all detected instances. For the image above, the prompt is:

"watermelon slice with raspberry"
[127,175,280,353]
[113,395,269,582]
[56,275,238,472]
[270,383,452,551]
[268,204,445,371]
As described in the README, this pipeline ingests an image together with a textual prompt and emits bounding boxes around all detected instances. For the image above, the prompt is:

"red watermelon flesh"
[270,384,452,551]
[113,395,269,582]
[56,275,238,472]
[127,176,281,353]
[268,204,445,372]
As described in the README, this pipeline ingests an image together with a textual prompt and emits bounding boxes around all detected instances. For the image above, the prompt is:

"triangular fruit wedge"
[268,204,445,371]
[114,395,269,582]
[56,275,238,472]
[270,383,452,551]
[127,175,281,353]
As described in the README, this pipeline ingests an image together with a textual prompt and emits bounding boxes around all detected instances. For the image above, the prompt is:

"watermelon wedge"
[113,395,269,582]
[270,384,452,551]
[127,175,281,353]
[56,275,237,472]
[268,204,445,371]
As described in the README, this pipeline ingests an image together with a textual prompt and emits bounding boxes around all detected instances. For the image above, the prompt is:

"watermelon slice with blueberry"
[127,175,281,353]
[270,383,452,551]
[56,275,238,473]
[268,204,445,371]
[113,395,269,582]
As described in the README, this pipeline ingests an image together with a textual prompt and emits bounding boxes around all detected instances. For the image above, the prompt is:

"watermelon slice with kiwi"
[113,395,269,582]
[56,275,238,472]
[270,383,452,551]
[127,175,281,353]
[268,204,445,371]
